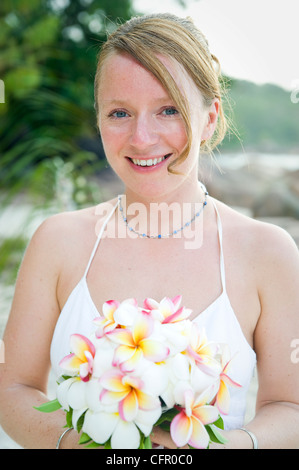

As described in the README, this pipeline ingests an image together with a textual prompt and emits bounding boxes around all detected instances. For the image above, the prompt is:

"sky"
[133,0,299,91]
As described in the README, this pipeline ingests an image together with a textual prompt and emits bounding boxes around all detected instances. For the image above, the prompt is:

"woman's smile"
[126,153,172,171]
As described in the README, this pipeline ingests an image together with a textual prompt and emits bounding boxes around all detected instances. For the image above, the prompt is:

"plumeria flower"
[170,385,219,449]
[213,347,242,415]
[59,334,95,382]
[143,295,192,324]
[99,369,161,422]
[93,300,120,338]
[186,324,221,375]
[107,313,169,372]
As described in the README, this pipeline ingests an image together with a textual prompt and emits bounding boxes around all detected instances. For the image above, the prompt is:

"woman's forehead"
[98,51,203,107]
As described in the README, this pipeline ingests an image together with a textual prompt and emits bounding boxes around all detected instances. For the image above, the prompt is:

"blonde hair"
[94,13,230,174]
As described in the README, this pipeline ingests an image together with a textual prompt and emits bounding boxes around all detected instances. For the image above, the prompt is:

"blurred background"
[0,0,298,448]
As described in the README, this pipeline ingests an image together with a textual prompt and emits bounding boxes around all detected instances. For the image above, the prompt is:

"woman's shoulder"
[28,198,119,261]
[215,198,299,268]
[36,198,118,237]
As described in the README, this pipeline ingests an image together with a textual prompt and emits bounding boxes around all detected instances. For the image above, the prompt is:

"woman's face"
[97,52,217,201]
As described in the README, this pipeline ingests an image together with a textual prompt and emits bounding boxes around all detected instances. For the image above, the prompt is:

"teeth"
[131,156,168,167]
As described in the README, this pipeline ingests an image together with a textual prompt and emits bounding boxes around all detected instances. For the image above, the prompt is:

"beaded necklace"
[118,185,208,239]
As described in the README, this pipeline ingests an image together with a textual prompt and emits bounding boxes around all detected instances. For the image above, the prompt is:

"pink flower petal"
[119,348,143,373]
[132,314,153,344]
[59,353,82,372]
[107,328,135,347]
[216,380,230,415]
[170,411,192,448]
[119,390,138,422]
[99,369,126,392]
[69,334,95,362]
[188,416,210,449]
[102,300,120,320]
[139,339,170,362]
[192,405,219,425]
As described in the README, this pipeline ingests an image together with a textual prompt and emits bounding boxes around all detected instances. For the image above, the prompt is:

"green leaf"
[212,416,225,430]
[78,432,92,445]
[34,398,61,413]
[66,408,73,429]
[206,424,228,445]
[155,408,180,427]
[143,435,152,449]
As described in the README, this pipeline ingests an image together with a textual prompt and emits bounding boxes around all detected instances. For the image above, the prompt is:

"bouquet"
[36,296,241,449]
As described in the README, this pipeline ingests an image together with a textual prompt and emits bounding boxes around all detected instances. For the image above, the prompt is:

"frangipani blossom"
[99,369,161,423]
[187,325,220,375]
[170,385,219,449]
[93,300,120,338]
[214,348,241,415]
[107,314,169,372]
[144,296,192,324]
[59,334,95,382]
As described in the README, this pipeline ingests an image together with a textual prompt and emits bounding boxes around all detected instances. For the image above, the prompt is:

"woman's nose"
[129,114,159,149]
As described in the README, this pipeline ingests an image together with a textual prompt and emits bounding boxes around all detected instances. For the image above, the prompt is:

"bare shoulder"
[26,198,119,269]
[215,198,299,283]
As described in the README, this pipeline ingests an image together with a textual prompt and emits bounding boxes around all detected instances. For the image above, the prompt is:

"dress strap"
[83,199,120,279]
[212,200,227,292]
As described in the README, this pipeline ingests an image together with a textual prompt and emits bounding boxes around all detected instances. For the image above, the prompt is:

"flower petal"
[119,347,143,373]
[67,380,87,410]
[216,380,230,415]
[119,390,138,422]
[56,377,79,410]
[107,328,135,347]
[188,416,210,449]
[132,315,153,344]
[112,345,136,367]
[139,339,169,362]
[59,353,82,373]
[82,410,119,445]
[113,300,139,327]
[70,334,95,361]
[135,389,160,411]
[170,411,192,448]
[135,407,162,436]
[99,369,127,392]
[102,300,120,320]
[111,420,140,449]
[192,405,219,425]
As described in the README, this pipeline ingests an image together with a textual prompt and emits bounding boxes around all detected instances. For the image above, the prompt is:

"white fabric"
[50,199,256,430]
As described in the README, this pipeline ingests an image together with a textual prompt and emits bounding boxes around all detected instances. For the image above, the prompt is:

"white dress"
[50,199,256,430]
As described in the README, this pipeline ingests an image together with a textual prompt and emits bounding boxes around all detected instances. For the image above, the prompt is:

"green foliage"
[0,0,135,205]
[221,79,299,152]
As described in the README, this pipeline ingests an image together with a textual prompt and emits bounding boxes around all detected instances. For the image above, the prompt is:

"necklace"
[118,184,208,239]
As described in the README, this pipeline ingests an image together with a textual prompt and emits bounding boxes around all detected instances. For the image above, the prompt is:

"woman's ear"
[201,98,219,141]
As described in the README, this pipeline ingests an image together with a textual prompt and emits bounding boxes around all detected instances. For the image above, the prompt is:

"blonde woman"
[0,13,298,449]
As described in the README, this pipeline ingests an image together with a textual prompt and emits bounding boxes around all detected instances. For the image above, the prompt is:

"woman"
[0,13,298,449]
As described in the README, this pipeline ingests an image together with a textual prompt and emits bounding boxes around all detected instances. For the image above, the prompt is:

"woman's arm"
[0,216,82,448]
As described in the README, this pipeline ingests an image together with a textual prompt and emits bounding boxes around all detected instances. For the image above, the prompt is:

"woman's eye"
[161,107,179,116]
[109,110,128,118]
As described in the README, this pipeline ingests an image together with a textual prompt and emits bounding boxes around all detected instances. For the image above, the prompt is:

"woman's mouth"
[127,153,172,169]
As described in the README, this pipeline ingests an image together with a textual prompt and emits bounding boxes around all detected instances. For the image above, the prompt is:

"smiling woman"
[0,12,298,450]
